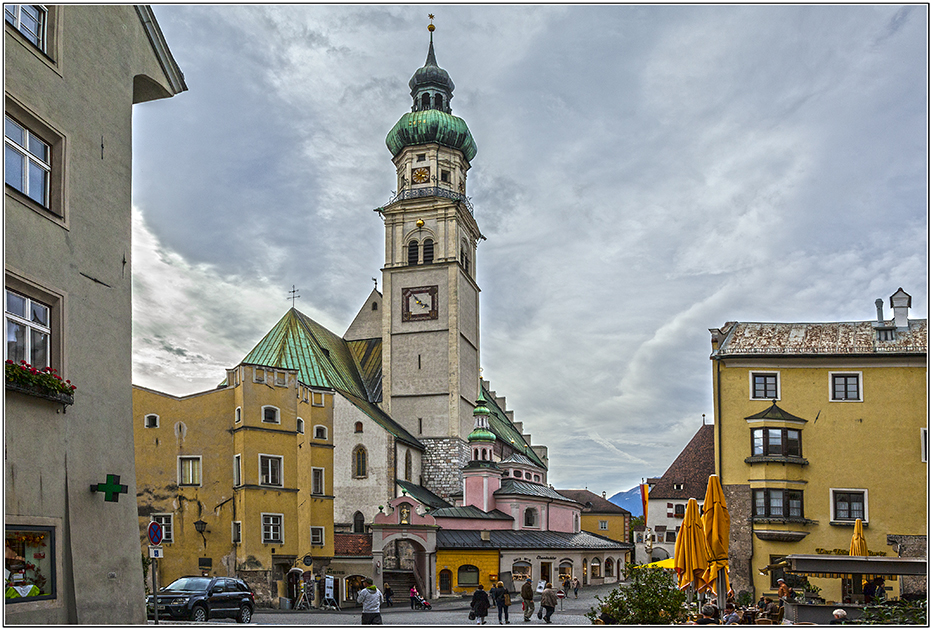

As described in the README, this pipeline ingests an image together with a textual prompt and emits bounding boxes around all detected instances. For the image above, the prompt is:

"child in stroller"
[414,593,432,610]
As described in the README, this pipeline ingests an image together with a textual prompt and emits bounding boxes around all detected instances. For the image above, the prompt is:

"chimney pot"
[890,288,912,328]
[875,298,884,323]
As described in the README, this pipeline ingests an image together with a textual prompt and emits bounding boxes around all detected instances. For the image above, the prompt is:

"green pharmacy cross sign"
[90,474,128,502]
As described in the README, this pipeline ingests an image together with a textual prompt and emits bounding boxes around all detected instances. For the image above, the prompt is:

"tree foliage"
[586,563,687,625]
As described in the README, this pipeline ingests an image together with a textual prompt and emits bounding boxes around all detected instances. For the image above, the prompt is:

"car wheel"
[237,604,252,623]
[191,605,208,622]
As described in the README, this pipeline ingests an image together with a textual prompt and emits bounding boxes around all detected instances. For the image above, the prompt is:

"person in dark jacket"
[540,583,557,624]
[471,584,491,625]
[489,581,510,624]
[520,578,535,622]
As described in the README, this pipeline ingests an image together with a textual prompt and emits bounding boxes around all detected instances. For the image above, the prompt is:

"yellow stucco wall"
[435,549,500,595]
[134,366,335,591]
[581,513,629,548]
[713,353,927,601]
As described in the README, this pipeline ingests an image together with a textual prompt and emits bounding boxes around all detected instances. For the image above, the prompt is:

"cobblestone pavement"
[248,582,623,626]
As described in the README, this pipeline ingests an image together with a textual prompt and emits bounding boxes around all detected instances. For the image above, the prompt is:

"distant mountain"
[608,486,643,517]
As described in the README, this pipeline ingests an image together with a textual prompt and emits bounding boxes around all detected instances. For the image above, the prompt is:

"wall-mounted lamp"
[194,519,208,533]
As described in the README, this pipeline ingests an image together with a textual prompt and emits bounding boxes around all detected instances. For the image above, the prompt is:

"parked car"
[147,576,255,623]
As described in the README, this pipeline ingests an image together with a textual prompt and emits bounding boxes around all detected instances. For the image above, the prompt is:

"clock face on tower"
[412,167,430,184]
[402,285,438,322]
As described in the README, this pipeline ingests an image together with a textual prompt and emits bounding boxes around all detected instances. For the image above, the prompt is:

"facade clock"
[402,285,438,321]
[412,167,430,184]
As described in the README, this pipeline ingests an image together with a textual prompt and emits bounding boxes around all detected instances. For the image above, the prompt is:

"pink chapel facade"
[369,396,632,597]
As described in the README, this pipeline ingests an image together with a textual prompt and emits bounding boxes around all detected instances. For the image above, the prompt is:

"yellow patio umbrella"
[637,557,676,569]
[849,518,868,556]
[701,474,731,599]
[674,498,711,591]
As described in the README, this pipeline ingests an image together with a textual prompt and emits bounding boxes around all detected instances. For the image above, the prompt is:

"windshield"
[162,577,211,592]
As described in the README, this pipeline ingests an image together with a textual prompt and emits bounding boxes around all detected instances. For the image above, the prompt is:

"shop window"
[5,526,55,602]
[604,558,614,577]
[512,561,531,582]
[458,564,479,587]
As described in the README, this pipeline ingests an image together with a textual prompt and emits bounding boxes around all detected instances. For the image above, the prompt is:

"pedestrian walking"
[410,585,419,610]
[471,584,492,625]
[572,577,580,599]
[520,578,535,622]
[540,583,557,624]
[384,584,393,607]
[356,579,383,625]
[489,580,510,624]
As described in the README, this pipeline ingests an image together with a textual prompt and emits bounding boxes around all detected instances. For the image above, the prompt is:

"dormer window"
[673,483,684,491]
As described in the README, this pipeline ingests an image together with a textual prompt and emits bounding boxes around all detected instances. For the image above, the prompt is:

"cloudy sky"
[131,5,928,495]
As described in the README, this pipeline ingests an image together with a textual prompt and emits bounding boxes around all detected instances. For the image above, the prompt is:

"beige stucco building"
[4,5,185,623]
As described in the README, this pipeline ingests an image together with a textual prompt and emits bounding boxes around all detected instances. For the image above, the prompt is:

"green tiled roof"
[347,338,382,402]
[745,402,808,423]
[240,309,423,449]
[482,383,546,469]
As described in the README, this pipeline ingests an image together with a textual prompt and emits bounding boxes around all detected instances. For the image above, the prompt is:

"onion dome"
[468,390,496,442]
[385,18,477,162]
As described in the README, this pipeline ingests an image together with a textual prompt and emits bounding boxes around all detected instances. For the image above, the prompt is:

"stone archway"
[371,496,439,599]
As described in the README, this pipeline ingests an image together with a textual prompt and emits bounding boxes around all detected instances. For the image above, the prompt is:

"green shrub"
[585,563,687,625]
[858,599,927,625]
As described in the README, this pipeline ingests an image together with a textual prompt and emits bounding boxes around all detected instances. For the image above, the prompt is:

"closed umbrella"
[701,474,731,606]
[674,498,711,592]
[849,518,868,556]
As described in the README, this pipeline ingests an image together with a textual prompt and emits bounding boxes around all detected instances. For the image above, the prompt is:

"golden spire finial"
[428,14,435,32]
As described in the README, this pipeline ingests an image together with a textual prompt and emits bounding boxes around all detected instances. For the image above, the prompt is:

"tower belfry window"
[434,94,444,109]
[423,239,434,264]
[421,93,430,110]
[408,241,419,265]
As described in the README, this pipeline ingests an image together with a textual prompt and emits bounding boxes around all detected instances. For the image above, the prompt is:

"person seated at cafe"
[759,597,780,620]
[829,608,848,624]
[722,603,741,625]
[695,605,719,625]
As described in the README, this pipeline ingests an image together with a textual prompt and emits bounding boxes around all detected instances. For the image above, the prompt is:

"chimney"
[602,491,606,499]
[480,530,490,542]
[875,298,884,324]
[890,288,912,328]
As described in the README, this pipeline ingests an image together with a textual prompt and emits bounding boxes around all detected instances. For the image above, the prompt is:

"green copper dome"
[386,110,477,162]
[468,426,496,442]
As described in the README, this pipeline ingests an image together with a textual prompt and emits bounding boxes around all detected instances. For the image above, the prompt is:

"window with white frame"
[314,425,327,440]
[231,521,242,544]
[144,414,159,429]
[310,526,324,546]
[599,520,608,531]
[921,428,928,463]
[178,456,201,486]
[253,367,265,383]
[259,455,282,487]
[5,115,50,207]
[830,372,862,401]
[312,468,324,495]
[152,514,173,543]
[312,392,324,407]
[831,489,867,522]
[297,418,305,434]
[261,513,283,543]
[233,454,242,487]
[4,5,46,51]
[750,372,779,399]
[235,407,242,423]
[5,288,50,368]
[261,405,280,424]
[524,507,537,527]
[275,371,286,386]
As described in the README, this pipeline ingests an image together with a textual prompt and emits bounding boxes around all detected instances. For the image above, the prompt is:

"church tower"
[379,18,483,498]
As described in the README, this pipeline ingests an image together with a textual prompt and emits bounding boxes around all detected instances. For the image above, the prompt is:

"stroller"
[414,594,432,610]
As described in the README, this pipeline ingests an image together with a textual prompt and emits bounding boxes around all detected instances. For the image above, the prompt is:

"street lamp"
[194,519,208,548]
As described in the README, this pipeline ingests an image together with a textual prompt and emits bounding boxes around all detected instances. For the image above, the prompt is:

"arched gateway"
[370,496,439,598]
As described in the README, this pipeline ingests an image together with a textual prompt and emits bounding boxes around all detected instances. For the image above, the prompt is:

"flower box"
[5,380,74,406]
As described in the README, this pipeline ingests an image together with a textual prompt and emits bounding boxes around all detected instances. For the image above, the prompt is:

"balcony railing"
[383,186,474,214]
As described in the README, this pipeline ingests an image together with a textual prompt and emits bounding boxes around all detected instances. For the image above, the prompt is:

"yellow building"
[134,361,335,607]
[555,489,631,571]
[709,288,927,602]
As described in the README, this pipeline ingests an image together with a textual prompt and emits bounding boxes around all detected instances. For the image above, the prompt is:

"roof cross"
[287,285,301,308]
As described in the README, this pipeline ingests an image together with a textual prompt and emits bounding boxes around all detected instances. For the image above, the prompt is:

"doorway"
[540,562,551,584]
[439,569,452,594]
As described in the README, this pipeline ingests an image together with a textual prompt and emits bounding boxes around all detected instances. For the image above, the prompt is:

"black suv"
[147,576,255,623]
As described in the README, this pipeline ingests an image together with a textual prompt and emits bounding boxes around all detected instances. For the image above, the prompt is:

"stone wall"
[724,484,754,596]
[237,569,275,608]
[887,534,928,596]
[420,437,469,499]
